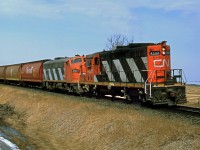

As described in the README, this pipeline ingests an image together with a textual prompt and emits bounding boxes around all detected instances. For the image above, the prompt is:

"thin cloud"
[3,0,135,34]
[0,0,64,18]
[0,0,199,17]
[127,0,199,16]
[0,0,129,18]
[0,0,199,34]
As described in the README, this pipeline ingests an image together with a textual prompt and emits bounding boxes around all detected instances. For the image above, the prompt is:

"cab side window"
[94,57,99,65]
[86,59,91,68]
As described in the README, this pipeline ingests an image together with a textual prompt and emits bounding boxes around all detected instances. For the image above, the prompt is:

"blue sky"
[0,0,200,83]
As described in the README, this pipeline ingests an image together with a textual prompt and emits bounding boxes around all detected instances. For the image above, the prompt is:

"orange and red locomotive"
[0,41,187,106]
[78,41,186,105]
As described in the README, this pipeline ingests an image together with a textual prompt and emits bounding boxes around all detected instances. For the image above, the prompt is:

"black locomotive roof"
[99,43,152,54]
[87,42,159,59]
[116,43,155,49]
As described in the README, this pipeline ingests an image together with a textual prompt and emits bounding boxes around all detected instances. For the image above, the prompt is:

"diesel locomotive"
[0,41,187,106]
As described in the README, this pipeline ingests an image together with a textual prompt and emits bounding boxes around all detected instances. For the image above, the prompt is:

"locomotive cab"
[84,53,101,82]
[147,41,171,84]
[146,41,186,105]
[65,55,86,83]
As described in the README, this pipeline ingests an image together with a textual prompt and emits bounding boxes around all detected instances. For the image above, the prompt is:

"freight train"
[0,41,187,106]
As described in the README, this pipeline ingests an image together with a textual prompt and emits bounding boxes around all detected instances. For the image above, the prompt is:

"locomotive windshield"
[71,58,82,64]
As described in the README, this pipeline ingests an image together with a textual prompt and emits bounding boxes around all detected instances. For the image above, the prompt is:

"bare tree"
[106,34,133,50]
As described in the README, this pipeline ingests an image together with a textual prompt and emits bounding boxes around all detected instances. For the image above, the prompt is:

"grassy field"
[0,84,200,150]
[185,85,200,108]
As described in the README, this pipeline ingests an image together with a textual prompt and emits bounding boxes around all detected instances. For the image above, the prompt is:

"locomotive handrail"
[144,69,185,99]
[150,69,186,85]
[169,69,186,85]
[182,70,187,84]
[148,70,156,98]
[144,70,155,98]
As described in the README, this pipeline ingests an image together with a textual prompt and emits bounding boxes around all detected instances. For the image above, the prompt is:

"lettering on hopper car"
[26,67,33,74]
[153,59,170,68]
[10,69,13,76]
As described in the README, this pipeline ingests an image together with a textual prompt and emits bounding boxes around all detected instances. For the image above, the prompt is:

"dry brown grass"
[185,85,200,107]
[0,84,200,150]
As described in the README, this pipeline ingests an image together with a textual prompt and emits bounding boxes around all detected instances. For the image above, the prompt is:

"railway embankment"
[0,84,200,150]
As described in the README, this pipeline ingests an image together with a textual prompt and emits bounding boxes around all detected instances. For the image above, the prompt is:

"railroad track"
[174,105,200,116]
[1,84,200,117]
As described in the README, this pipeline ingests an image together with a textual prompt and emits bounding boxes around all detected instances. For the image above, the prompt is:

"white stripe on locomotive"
[113,59,129,82]
[43,69,47,80]
[52,69,58,80]
[48,69,53,80]
[126,58,144,82]
[102,61,115,82]
[141,57,148,69]
[58,68,64,80]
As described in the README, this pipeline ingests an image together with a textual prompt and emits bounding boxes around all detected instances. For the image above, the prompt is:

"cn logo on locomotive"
[153,59,170,68]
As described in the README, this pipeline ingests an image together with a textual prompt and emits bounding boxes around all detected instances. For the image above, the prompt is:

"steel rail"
[174,105,200,116]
